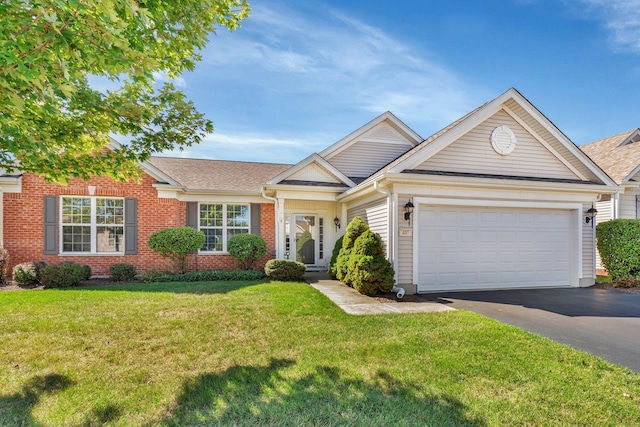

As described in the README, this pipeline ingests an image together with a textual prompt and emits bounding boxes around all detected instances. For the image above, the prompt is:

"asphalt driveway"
[428,288,640,373]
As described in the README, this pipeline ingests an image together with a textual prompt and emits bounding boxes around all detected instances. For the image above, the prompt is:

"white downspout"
[373,180,404,298]
[613,192,620,219]
[261,187,280,259]
[0,189,3,248]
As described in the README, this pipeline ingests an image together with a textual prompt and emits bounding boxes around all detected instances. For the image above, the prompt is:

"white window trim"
[198,203,250,254]
[59,196,125,255]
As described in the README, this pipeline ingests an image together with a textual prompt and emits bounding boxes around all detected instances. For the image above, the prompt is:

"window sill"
[58,253,126,257]
[197,251,230,255]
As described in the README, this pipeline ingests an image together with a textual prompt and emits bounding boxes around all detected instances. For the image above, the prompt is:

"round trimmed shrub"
[40,262,84,288]
[264,259,306,281]
[148,227,206,273]
[109,263,137,282]
[81,264,92,280]
[12,262,39,285]
[227,233,267,270]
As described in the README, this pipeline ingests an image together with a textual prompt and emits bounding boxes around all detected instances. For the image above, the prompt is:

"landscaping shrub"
[227,233,267,270]
[109,263,137,282]
[81,264,92,280]
[12,262,39,285]
[0,248,8,284]
[264,259,306,281]
[335,216,369,285]
[596,219,640,286]
[40,262,85,288]
[140,269,265,283]
[349,230,394,296]
[148,227,206,273]
[328,236,343,279]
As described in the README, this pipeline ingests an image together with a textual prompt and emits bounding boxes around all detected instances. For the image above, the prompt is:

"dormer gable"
[319,112,422,180]
[267,153,355,188]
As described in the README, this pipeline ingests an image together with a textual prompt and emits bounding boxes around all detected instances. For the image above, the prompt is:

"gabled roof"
[266,153,355,187]
[147,157,291,193]
[319,111,422,160]
[580,129,640,184]
[355,88,615,189]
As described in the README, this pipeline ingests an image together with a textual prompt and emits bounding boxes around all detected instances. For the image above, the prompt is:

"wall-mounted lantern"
[404,199,414,225]
[333,216,341,231]
[585,207,597,227]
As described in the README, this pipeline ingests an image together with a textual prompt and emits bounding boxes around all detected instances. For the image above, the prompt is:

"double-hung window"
[61,197,124,253]
[199,203,249,252]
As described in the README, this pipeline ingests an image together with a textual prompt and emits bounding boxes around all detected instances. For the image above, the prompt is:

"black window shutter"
[636,195,640,219]
[124,198,138,254]
[186,202,198,228]
[250,203,261,236]
[43,196,58,254]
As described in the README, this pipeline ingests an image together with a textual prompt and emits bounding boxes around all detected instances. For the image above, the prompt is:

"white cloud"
[202,2,481,129]
[157,131,330,164]
[578,0,640,53]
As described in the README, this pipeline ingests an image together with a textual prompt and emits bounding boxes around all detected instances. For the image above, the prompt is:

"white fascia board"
[319,112,422,159]
[388,95,506,173]
[383,172,619,195]
[177,193,270,203]
[618,128,640,147]
[0,175,22,193]
[622,163,640,183]
[266,153,355,187]
[505,90,617,187]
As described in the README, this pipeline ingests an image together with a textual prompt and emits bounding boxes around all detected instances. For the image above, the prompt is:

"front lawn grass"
[1,280,639,426]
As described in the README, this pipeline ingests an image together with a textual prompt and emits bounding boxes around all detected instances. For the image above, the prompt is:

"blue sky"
[157,0,640,164]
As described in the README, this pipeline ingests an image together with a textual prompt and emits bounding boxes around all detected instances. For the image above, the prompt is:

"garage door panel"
[417,206,574,292]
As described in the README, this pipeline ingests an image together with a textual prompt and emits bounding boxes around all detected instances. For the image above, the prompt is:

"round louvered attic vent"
[490,125,517,155]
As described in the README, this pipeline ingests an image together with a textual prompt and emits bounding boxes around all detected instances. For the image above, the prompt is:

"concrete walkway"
[304,272,453,315]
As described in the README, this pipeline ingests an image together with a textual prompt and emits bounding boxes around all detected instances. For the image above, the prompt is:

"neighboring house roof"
[147,157,291,193]
[580,129,640,184]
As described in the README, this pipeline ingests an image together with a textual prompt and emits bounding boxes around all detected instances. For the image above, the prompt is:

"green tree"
[0,0,250,183]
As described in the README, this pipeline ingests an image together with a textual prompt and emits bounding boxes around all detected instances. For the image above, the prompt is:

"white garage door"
[417,206,574,292]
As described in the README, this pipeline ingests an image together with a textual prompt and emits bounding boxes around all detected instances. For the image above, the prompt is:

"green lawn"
[1,280,639,426]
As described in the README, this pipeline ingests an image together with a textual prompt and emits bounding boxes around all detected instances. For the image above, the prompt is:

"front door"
[285,214,325,269]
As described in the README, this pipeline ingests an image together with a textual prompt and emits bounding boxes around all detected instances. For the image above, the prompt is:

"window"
[199,203,249,252]
[61,197,124,253]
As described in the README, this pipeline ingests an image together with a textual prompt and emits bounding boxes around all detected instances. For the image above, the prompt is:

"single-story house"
[580,128,640,273]
[0,88,618,292]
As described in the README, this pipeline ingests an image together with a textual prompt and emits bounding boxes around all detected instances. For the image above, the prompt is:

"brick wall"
[3,173,275,277]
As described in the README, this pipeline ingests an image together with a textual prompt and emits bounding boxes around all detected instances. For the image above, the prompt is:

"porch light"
[333,217,340,230]
[585,207,597,227]
[404,199,414,225]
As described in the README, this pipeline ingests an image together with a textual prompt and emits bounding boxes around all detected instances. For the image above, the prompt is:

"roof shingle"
[580,129,640,184]
[147,157,291,193]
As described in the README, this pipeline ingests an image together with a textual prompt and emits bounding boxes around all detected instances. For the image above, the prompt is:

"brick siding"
[3,173,275,277]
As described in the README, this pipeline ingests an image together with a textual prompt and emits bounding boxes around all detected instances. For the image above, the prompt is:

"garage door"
[417,206,573,292]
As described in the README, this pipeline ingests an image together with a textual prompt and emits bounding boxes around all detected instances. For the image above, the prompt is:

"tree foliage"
[0,0,250,182]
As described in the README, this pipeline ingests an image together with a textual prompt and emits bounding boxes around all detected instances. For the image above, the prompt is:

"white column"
[277,198,286,258]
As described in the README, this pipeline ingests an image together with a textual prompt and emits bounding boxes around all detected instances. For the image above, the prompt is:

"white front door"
[285,214,326,269]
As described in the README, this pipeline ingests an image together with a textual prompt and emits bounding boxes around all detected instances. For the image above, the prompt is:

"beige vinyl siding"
[329,140,413,179]
[347,198,388,253]
[287,163,341,184]
[397,195,413,285]
[618,188,640,219]
[594,196,614,270]
[414,110,579,180]
[583,202,596,278]
[503,99,603,183]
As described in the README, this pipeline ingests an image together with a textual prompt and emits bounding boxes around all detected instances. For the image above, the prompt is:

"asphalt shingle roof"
[147,157,292,193]
[580,129,640,184]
